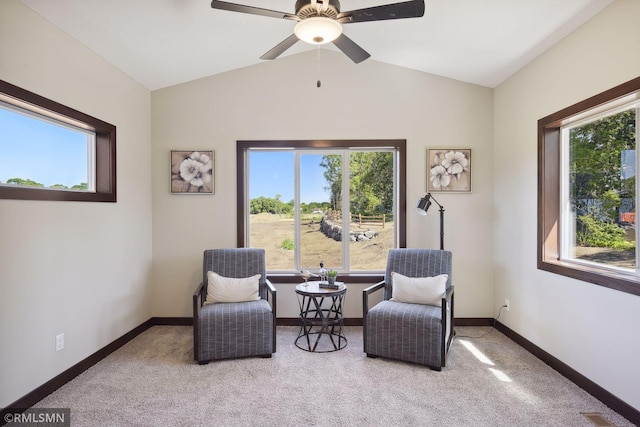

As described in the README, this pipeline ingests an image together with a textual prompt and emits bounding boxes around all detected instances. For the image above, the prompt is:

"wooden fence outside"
[326,209,388,229]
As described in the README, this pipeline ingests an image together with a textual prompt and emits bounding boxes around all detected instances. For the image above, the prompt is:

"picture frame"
[427,148,471,193]
[170,150,214,194]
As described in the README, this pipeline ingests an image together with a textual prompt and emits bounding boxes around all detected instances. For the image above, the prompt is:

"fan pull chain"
[316,47,321,88]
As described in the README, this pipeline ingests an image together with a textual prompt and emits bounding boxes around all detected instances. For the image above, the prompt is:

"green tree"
[71,182,88,190]
[6,177,44,187]
[570,109,636,249]
[320,152,393,216]
[320,155,342,210]
[570,109,635,200]
[250,195,293,215]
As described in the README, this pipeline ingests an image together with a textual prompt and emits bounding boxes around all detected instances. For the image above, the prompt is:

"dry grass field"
[250,213,393,271]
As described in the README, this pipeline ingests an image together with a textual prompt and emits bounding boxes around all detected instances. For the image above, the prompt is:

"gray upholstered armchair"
[363,248,454,370]
[193,248,276,364]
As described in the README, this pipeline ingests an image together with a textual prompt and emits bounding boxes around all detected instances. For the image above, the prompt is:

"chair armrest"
[193,282,205,315]
[265,278,277,317]
[362,281,385,318]
[444,285,454,302]
[192,282,205,362]
[363,281,385,295]
[442,285,455,356]
[441,285,454,313]
[265,278,277,353]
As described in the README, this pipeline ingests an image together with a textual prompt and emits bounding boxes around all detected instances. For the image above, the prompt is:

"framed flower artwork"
[427,149,471,193]
[170,150,214,194]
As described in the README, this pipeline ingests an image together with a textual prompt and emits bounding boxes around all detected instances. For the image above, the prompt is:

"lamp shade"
[294,17,342,45]
[416,196,432,215]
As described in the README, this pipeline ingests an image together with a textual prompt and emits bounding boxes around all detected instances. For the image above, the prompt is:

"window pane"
[300,153,342,270]
[0,103,94,191]
[248,151,295,270]
[349,151,394,270]
[566,108,636,270]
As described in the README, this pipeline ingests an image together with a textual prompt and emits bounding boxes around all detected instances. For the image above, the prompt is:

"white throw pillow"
[205,272,261,304]
[390,272,448,306]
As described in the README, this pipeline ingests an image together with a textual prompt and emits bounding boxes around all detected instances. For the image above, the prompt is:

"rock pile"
[320,216,378,242]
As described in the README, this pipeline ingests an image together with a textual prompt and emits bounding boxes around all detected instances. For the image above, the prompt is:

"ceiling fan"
[211,0,425,64]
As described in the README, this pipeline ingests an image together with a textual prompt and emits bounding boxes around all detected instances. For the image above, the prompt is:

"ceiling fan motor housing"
[295,0,341,19]
[211,0,425,64]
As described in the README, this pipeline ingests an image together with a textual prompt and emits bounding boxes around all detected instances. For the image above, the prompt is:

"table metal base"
[295,282,347,352]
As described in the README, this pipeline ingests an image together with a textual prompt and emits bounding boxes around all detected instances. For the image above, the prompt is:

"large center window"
[237,140,406,278]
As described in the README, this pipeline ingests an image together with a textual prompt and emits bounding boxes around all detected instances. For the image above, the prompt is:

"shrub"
[576,214,635,250]
[280,238,294,250]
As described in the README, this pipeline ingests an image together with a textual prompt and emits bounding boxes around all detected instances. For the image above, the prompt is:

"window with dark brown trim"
[237,140,406,283]
[0,80,116,202]
[538,76,640,296]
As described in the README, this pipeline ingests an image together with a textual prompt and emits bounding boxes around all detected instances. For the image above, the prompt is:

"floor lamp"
[416,193,445,250]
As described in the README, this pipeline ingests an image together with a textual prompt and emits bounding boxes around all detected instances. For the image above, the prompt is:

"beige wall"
[494,0,640,411]
[0,1,152,407]
[151,52,494,319]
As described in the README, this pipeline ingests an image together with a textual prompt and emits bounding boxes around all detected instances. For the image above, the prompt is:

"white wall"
[151,52,494,319]
[0,0,152,408]
[494,0,640,411]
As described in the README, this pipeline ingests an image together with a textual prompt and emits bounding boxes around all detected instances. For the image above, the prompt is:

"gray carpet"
[33,326,632,427]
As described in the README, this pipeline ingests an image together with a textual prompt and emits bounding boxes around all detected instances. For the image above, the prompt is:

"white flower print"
[430,165,451,188]
[441,151,468,178]
[171,150,214,193]
[428,149,471,192]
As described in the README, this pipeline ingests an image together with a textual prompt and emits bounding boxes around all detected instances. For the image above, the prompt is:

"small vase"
[328,277,336,284]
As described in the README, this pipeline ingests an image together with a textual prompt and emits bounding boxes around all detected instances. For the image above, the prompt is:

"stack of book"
[319,281,341,289]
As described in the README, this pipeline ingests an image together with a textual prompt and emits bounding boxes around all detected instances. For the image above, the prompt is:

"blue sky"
[0,106,89,187]
[249,151,331,204]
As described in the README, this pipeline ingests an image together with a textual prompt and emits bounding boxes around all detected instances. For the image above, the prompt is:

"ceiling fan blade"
[260,34,299,60]
[332,34,370,64]
[211,1,294,20]
[339,0,425,23]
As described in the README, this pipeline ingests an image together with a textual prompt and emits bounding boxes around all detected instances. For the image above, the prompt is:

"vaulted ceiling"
[20,0,613,91]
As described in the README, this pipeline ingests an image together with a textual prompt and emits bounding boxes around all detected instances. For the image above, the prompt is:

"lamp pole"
[429,194,445,250]
[438,203,445,250]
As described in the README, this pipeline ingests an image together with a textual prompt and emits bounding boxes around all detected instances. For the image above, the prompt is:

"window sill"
[266,274,384,284]
[538,259,640,297]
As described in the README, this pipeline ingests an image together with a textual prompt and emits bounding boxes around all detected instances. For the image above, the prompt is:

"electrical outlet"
[504,299,510,311]
[56,333,64,352]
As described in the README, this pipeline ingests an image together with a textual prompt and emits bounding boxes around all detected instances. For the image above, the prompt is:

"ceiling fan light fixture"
[294,17,342,45]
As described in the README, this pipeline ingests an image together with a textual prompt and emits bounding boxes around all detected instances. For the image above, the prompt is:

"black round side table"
[295,282,347,352]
